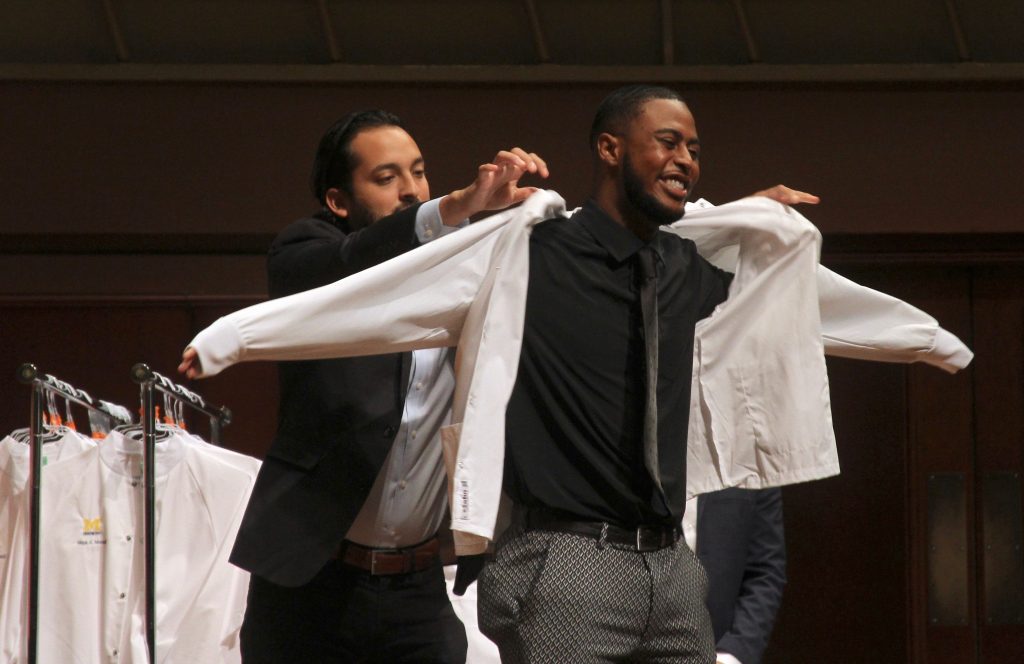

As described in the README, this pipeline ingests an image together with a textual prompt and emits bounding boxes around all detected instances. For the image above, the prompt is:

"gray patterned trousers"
[477,525,715,663]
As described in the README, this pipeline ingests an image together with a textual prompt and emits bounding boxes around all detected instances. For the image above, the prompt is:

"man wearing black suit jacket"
[181,110,546,663]
[688,487,786,664]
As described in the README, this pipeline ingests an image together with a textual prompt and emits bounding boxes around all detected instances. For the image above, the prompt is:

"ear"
[324,187,350,218]
[595,132,622,167]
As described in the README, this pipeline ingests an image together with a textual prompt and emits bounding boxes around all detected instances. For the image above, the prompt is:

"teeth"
[663,179,687,190]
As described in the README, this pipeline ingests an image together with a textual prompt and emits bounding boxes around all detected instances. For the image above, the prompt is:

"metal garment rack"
[129,363,231,664]
[15,363,132,664]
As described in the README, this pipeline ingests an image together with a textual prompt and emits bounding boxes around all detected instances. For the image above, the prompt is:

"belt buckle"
[369,549,399,575]
[635,526,665,552]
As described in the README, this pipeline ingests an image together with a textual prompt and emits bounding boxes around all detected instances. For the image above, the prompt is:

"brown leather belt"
[337,536,446,576]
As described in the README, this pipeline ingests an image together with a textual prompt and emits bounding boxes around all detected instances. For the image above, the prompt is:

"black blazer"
[229,205,423,587]
[696,487,786,664]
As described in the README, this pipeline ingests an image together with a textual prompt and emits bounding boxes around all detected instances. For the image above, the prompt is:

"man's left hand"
[751,184,820,206]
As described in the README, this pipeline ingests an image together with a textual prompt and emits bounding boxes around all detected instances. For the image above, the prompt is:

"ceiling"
[1,0,1021,82]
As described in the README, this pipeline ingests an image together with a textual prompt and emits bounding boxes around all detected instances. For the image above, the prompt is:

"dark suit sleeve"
[716,488,787,664]
[268,203,422,296]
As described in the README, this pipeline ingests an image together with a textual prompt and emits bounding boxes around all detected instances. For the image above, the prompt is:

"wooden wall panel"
[972,266,1024,662]
[1,83,1022,239]
[899,268,976,664]
[767,356,909,663]
[767,263,977,663]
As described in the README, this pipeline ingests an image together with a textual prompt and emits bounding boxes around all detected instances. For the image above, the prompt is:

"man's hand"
[178,347,203,379]
[440,148,549,225]
[452,553,487,596]
[751,184,820,206]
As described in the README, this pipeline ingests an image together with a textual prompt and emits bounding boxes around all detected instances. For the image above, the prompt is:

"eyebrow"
[370,157,425,175]
[654,129,700,146]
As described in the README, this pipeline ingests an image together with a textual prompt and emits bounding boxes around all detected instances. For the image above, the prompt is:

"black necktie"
[637,246,666,504]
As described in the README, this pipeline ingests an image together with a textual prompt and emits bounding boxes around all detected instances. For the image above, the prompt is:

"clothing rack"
[15,363,133,664]
[129,363,232,664]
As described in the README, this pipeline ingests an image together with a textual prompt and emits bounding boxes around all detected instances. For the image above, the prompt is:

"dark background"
[2,0,1023,659]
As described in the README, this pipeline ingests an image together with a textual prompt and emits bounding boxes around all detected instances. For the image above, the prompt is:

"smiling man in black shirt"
[474,85,816,664]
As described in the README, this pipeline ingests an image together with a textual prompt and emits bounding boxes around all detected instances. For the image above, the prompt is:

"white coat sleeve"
[817,266,973,373]
[685,198,973,373]
[186,216,507,377]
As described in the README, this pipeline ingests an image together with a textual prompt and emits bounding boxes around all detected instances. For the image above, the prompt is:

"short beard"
[344,197,416,232]
[622,153,685,227]
[343,198,377,232]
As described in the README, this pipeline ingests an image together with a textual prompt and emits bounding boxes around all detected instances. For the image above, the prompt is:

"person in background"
[687,487,786,664]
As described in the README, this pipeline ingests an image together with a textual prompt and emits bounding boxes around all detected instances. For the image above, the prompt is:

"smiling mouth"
[659,175,689,200]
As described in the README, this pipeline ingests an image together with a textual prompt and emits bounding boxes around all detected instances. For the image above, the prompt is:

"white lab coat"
[189,191,971,554]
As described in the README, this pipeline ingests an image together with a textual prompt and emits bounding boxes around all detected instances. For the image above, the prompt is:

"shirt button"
[415,382,424,391]
[399,480,408,490]
[119,592,126,599]
[125,535,132,541]
[411,430,417,439]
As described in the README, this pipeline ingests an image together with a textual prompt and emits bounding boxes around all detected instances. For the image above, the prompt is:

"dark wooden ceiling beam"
[731,0,761,63]
[522,0,550,63]
[661,0,674,66]
[942,0,972,61]
[100,0,130,62]
[316,0,343,62]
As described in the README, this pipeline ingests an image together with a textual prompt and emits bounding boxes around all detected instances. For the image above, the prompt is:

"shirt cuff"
[415,197,467,243]
[188,317,244,378]
[716,653,743,664]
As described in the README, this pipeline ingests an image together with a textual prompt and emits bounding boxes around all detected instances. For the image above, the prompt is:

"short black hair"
[310,109,405,204]
[589,85,686,150]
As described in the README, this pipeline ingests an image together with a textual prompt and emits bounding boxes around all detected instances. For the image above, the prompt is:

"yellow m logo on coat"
[82,517,102,533]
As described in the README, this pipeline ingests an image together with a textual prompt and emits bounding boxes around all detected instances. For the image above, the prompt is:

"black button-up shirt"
[504,199,732,527]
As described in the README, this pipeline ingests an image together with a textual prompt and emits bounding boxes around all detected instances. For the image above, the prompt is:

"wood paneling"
[768,356,909,663]
[1,83,1022,239]
[972,266,1024,661]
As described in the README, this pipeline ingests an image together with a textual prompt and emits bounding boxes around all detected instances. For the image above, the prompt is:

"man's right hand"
[439,148,549,225]
[178,347,203,379]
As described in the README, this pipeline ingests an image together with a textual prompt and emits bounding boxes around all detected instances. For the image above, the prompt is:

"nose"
[398,172,421,203]
[673,148,694,174]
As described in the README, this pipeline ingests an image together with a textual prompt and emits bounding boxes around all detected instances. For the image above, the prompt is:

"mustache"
[392,199,419,214]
